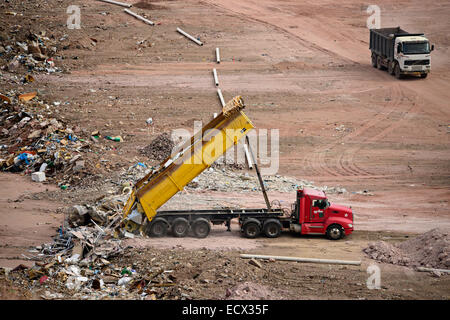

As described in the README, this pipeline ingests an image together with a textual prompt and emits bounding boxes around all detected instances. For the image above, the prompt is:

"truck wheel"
[388,62,394,75]
[192,218,210,238]
[420,73,428,78]
[326,224,344,240]
[376,56,384,70]
[147,218,169,237]
[263,219,282,238]
[171,217,190,237]
[371,54,377,68]
[394,63,403,79]
[242,219,261,238]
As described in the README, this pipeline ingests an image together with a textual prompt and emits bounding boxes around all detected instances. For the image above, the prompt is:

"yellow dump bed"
[123,96,254,222]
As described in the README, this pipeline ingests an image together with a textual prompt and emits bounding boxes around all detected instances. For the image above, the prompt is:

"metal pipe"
[243,143,253,169]
[216,47,220,63]
[245,135,271,211]
[417,267,450,274]
[217,88,225,107]
[176,27,203,46]
[124,9,154,25]
[212,68,219,86]
[97,0,132,8]
[240,254,361,266]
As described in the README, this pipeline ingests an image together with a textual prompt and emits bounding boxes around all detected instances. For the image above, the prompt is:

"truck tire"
[263,219,282,238]
[192,218,210,238]
[242,218,261,238]
[420,73,428,78]
[147,218,169,237]
[171,217,190,237]
[388,61,394,75]
[326,224,344,240]
[394,63,403,79]
[371,54,377,68]
[376,56,384,70]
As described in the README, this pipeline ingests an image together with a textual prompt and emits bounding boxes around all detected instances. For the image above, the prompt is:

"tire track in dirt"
[307,84,404,179]
[337,84,407,176]
[202,0,353,64]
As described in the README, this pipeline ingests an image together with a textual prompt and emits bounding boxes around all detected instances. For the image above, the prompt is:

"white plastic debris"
[31,171,46,182]
[118,276,132,286]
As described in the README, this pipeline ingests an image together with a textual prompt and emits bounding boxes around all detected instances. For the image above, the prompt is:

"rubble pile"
[187,168,347,194]
[139,132,174,161]
[3,246,285,300]
[0,92,101,186]
[363,228,450,270]
[0,29,63,74]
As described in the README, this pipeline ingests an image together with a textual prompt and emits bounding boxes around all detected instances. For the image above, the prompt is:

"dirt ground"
[0,0,449,300]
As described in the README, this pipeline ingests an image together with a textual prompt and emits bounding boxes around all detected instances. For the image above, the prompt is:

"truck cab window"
[312,199,328,209]
[403,42,430,54]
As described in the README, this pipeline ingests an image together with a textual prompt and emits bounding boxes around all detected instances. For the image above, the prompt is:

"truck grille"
[404,60,430,65]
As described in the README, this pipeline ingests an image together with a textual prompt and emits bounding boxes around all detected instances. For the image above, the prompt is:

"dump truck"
[121,97,354,240]
[370,27,434,78]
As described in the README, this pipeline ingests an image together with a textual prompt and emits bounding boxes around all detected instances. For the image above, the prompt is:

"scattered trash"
[39,275,49,284]
[31,171,46,182]
[18,92,37,102]
[105,135,123,142]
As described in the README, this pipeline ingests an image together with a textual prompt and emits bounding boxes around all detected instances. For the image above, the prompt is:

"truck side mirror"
[431,44,435,51]
[397,43,402,53]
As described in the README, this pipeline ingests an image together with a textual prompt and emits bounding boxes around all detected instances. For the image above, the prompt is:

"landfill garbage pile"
[139,132,174,161]
[186,167,348,194]
[0,90,128,187]
[0,28,63,74]
[363,228,450,270]
[2,243,289,300]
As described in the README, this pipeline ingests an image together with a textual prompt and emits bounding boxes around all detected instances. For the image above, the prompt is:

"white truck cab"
[394,35,433,77]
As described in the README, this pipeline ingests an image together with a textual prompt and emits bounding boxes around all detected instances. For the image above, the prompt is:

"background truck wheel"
[394,63,403,79]
[326,224,344,240]
[420,73,428,78]
[388,62,395,75]
[192,218,210,238]
[171,217,190,237]
[242,219,261,238]
[263,219,282,238]
[371,54,377,68]
[376,56,384,70]
[147,218,169,237]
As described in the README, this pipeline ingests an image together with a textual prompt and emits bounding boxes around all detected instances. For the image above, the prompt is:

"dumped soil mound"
[363,228,449,269]
[225,281,286,300]
[140,133,174,161]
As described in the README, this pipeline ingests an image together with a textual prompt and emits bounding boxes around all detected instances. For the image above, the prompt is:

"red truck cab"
[290,188,354,240]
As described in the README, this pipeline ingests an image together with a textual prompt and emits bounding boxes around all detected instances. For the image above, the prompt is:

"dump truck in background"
[121,97,354,240]
[370,27,434,79]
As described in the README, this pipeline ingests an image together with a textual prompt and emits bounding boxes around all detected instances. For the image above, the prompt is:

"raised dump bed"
[122,96,254,224]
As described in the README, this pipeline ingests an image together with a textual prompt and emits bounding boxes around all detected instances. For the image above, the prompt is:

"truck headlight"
[348,224,353,228]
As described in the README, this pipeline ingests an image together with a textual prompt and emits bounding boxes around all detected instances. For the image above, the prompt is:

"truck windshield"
[403,42,430,54]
